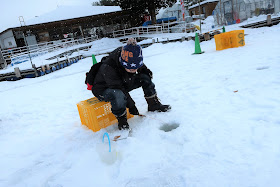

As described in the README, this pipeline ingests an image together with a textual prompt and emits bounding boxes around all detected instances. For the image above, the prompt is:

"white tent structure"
[275,0,280,12]
[156,0,190,21]
[213,0,279,25]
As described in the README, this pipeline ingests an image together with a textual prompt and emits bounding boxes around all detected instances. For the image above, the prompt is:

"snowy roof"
[1,5,121,32]
[156,1,187,19]
[156,7,166,19]
[26,5,121,25]
[189,0,219,9]
[169,3,182,11]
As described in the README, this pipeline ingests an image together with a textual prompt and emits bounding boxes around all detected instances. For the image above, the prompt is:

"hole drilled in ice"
[159,123,180,132]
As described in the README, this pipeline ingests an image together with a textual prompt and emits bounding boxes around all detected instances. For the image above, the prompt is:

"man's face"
[125,68,137,73]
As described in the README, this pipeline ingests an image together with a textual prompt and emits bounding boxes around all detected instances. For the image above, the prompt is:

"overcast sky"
[0,0,97,32]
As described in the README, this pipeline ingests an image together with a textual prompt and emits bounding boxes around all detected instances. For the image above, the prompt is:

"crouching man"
[86,38,171,130]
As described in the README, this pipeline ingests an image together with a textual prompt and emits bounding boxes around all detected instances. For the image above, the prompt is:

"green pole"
[222,26,226,33]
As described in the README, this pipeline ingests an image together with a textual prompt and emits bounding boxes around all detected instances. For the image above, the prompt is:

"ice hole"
[159,123,180,132]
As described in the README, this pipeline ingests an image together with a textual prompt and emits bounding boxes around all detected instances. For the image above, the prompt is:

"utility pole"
[199,0,202,33]
[19,16,34,69]
[219,0,222,25]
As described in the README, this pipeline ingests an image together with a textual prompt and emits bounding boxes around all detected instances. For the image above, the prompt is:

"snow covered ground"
[1,13,279,74]
[1,16,280,186]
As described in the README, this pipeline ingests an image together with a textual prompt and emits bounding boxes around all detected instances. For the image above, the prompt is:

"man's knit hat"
[120,39,143,69]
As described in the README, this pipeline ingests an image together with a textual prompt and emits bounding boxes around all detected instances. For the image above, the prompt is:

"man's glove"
[87,83,93,90]
[129,105,139,115]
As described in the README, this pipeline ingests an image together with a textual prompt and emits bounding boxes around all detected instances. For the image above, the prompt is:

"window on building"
[8,42,12,46]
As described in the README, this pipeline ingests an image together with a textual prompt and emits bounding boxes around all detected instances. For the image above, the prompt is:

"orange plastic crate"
[214,32,232,50]
[229,30,245,48]
[77,97,133,132]
[214,30,245,50]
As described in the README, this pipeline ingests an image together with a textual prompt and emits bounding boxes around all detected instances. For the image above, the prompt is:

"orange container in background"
[214,32,232,50]
[77,97,133,132]
[214,30,245,50]
[229,30,245,48]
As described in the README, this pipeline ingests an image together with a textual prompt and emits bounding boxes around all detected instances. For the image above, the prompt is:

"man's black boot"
[145,94,171,112]
[116,113,130,130]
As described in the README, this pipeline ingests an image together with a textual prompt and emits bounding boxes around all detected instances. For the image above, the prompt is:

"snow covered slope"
[0,22,280,186]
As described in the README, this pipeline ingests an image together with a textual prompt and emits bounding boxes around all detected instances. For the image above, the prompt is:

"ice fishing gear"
[102,132,111,152]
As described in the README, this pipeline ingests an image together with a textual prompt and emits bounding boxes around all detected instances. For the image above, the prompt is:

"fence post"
[267,14,272,25]
[41,65,46,72]
[0,50,6,69]
[32,64,38,77]
[45,64,51,72]
[204,33,210,41]
[66,55,70,64]
[14,67,21,78]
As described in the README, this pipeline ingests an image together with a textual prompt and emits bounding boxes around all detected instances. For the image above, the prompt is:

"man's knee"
[103,89,127,116]
[112,90,126,107]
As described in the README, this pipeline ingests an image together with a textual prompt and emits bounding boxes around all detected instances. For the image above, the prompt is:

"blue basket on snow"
[39,71,45,76]
[24,73,36,78]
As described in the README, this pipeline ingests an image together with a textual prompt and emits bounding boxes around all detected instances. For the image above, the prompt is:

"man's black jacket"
[87,47,152,109]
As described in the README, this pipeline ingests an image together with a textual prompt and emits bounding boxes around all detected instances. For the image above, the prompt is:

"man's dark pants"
[96,74,155,117]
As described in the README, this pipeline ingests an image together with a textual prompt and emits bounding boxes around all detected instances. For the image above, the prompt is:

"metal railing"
[156,21,197,33]
[112,20,198,39]
[113,25,164,38]
[0,36,98,69]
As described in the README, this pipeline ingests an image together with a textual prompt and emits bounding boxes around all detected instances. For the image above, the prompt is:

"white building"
[156,1,190,21]
[213,0,279,25]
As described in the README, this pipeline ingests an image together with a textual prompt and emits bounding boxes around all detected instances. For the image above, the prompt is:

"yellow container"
[214,32,232,50]
[77,97,133,132]
[229,30,245,48]
[214,30,245,50]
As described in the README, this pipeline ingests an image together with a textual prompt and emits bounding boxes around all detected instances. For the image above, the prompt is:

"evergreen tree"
[116,0,176,24]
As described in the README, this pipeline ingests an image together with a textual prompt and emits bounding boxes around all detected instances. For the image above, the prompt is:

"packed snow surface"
[0,17,280,186]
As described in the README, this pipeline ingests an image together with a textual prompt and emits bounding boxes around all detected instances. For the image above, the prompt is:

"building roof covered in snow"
[0,5,121,33]
[189,0,219,9]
